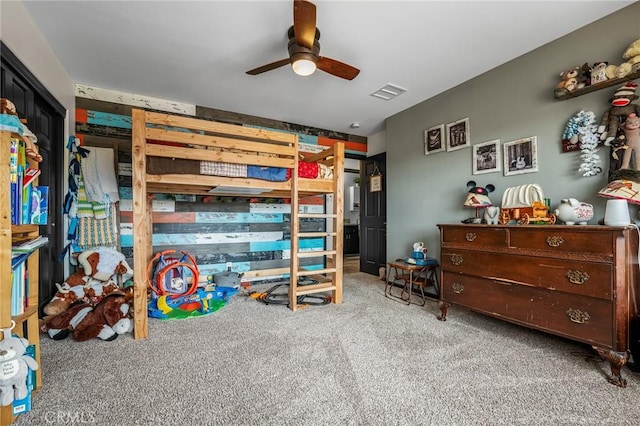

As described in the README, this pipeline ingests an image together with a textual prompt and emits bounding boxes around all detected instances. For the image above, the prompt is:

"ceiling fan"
[246,0,360,80]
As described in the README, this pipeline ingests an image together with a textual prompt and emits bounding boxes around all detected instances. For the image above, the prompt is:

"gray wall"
[1,1,75,134]
[386,2,640,261]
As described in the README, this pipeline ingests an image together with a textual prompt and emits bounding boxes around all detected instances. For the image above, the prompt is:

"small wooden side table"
[385,259,439,306]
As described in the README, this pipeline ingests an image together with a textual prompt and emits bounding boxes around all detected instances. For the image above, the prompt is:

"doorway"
[1,42,66,312]
[359,153,386,275]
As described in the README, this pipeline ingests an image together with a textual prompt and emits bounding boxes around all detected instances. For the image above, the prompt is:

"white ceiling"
[23,1,633,137]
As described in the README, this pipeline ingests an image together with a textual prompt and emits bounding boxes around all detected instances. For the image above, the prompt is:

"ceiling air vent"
[370,83,407,100]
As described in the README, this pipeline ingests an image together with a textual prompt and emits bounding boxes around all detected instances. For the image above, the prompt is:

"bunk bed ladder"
[290,143,344,310]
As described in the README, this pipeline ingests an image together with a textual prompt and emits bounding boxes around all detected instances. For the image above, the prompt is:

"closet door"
[32,100,65,307]
[1,65,35,122]
[1,43,66,311]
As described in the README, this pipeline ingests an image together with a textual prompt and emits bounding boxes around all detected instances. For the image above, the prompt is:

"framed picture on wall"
[446,117,470,152]
[370,175,382,192]
[424,124,445,155]
[503,136,538,176]
[472,139,501,175]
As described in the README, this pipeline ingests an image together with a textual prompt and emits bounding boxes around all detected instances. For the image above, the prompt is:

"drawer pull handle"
[452,282,464,294]
[546,236,564,247]
[450,254,463,265]
[566,270,590,285]
[465,232,477,242]
[566,308,590,324]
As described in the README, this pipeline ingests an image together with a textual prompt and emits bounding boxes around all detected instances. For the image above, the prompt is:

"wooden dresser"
[438,224,639,387]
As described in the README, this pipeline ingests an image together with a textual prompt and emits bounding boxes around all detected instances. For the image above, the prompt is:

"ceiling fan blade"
[317,57,360,80]
[246,58,291,75]
[293,0,316,49]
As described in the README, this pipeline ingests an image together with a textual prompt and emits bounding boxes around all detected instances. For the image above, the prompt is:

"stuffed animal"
[42,247,133,317]
[620,113,640,170]
[622,38,640,74]
[43,280,120,317]
[555,68,580,94]
[602,39,640,80]
[0,98,42,162]
[624,38,640,60]
[73,292,132,342]
[79,247,133,282]
[44,292,132,342]
[0,334,38,406]
[599,82,640,146]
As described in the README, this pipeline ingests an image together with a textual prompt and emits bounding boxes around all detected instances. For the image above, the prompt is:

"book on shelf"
[22,167,40,187]
[11,263,25,316]
[8,134,45,225]
[11,253,30,270]
[11,235,49,259]
[31,186,48,225]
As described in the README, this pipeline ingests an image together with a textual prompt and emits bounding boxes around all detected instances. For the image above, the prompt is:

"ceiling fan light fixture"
[292,55,317,76]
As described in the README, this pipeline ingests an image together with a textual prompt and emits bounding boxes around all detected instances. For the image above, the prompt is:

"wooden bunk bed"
[131,109,344,339]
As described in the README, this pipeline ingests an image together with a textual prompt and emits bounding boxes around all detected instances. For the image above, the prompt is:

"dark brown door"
[2,42,66,312]
[32,101,64,308]
[359,153,386,275]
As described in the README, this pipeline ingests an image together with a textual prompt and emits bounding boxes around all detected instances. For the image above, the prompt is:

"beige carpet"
[16,273,640,425]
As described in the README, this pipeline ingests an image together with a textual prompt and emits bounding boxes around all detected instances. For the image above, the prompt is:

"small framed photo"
[370,175,382,192]
[503,136,538,176]
[446,117,470,152]
[424,124,445,155]
[472,139,501,175]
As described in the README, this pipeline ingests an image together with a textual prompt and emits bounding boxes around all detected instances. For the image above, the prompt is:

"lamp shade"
[598,169,640,205]
[464,191,492,208]
[597,179,640,204]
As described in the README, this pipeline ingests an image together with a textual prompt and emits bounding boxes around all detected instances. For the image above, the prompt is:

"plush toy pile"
[41,247,135,342]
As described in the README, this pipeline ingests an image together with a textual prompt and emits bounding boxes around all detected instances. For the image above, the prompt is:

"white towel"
[82,147,119,204]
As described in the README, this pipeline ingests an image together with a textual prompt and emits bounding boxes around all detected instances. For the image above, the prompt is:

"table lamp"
[464,181,494,223]
[597,169,640,226]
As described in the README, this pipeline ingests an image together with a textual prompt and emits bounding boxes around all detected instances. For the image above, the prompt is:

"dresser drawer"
[508,228,614,256]
[441,249,612,299]
[441,272,614,347]
[441,226,508,248]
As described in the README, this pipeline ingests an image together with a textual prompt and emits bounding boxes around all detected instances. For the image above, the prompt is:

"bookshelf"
[1,130,42,425]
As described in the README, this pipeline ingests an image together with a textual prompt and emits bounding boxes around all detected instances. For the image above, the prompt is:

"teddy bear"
[44,291,133,342]
[603,39,640,80]
[555,68,580,95]
[0,334,38,406]
[621,38,640,76]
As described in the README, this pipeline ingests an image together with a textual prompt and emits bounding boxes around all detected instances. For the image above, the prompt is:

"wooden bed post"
[131,108,150,339]
[333,142,345,304]
[289,134,300,310]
